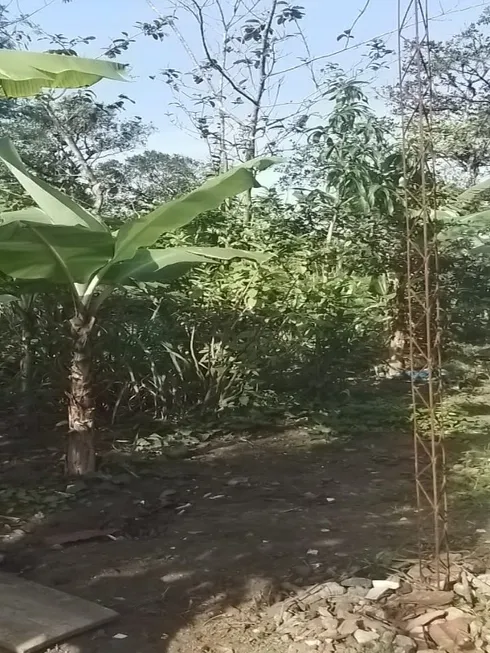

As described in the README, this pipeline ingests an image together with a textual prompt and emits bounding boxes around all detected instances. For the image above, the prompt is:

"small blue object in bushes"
[397,369,447,382]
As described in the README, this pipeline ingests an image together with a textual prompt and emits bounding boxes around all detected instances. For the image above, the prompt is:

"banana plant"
[0,50,126,97]
[0,137,276,475]
[0,48,126,428]
[0,288,38,423]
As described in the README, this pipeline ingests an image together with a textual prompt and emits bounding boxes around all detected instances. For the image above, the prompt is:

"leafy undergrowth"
[438,346,490,544]
[112,381,412,461]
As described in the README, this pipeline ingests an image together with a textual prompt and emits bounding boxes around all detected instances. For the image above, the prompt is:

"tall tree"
[391,7,490,187]
[141,0,321,222]
[282,78,410,375]
[146,0,309,169]
[98,150,201,220]
[0,91,151,212]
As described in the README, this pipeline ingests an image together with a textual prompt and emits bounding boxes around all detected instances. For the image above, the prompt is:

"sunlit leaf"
[0,222,113,283]
[104,246,270,284]
[457,177,490,207]
[114,157,280,263]
[0,50,127,98]
[0,138,107,231]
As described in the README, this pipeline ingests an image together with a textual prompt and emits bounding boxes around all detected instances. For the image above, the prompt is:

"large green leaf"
[456,177,490,208]
[472,244,490,255]
[104,246,270,285]
[0,138,107,231]
[0,207,52,225]
[0,222,113,282]
[114,157,279,263]
[0,293,18,305]
[458,209,490,225]
[0,51,127,98]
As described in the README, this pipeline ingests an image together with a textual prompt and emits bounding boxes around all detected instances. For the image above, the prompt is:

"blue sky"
[17,0,489,158]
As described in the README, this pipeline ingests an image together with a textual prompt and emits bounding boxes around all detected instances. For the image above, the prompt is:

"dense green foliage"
[1,2,490,473]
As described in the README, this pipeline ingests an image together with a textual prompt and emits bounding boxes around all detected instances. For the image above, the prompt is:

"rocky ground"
[260,553,490,653]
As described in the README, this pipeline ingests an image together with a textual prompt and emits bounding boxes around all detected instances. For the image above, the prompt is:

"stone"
[289,645,313,653]
[445,607,471,621]
[337,617,358,637]
[365,584,393,601]
[454,571,473,603]
[346,586,369,599]
[353,629,379,645]
[473,574,490,597]
[398,589,454,606]
[405,609,446,631]
[2,529,25,544]
[305,640,321,648]
[428,618,472,652]
[341,577,372,589]
[408,625,427,648]
[372,578,400,590]
[393,634,417,653]
[297,582,345,606]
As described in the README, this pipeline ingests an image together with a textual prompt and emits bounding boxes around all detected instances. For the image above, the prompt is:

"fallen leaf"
[227,477,249,487]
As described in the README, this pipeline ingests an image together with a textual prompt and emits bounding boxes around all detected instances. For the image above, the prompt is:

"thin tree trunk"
[243,0,278,223]
[19,299,35,427]
[67,313,96,475]
[386,328,406,378]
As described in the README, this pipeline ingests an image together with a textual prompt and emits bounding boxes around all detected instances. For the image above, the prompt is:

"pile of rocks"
[264,555,490,652]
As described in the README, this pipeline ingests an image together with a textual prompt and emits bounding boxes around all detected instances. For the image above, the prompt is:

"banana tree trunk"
[67,313,96,475]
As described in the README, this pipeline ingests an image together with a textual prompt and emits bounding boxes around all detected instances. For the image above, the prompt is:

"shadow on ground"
[2,378,490,653]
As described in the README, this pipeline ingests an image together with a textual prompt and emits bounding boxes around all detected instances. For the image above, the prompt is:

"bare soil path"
[2,387,490,653]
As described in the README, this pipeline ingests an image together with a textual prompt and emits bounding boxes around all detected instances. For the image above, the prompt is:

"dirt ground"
[1,401,490,653]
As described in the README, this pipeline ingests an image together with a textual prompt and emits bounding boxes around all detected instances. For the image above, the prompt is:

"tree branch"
[188,0,259,106]
[41,99,104,213]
